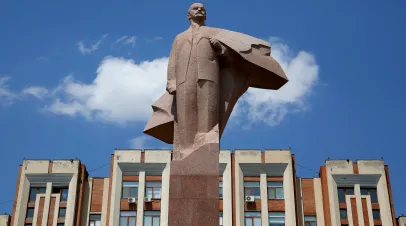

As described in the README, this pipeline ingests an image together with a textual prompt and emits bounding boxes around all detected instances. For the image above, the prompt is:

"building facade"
[3,149,404,226]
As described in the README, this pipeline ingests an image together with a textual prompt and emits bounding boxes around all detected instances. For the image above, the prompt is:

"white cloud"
[0,77,17,106]
[42,37,319,127]
[77,34,108,55]
[115,36,137,48]
[129,136,151,149]
[21,86,49,99]
[239,38,319,125]
[44,57,168,124]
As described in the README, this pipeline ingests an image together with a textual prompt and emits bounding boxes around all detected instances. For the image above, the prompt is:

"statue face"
[188,3,206,21]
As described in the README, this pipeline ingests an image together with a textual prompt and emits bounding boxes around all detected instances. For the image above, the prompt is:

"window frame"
[145,182,162,200]
[267,182,284,200]
[339,209,347,220]
[52,187,69,202]
[361,187,378,203]
[372,209,381,220]
[304,215,317,226]
[219,181,223,200]
[121,181,139,199]
[58,207,67,218]
[119,211,136,226]
[144,211,160,226]
[219,212,223,226]
[244,182,261,200]
[268,212,285,226]
[244,211,261,226]
[26,207,35,218]
[337,187,354,203]
[28,187,46,201]
[89,214,101,226]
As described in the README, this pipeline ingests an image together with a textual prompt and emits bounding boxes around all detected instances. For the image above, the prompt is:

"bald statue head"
[187,3,206,23]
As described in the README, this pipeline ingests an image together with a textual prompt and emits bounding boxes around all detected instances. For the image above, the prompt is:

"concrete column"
[260,174,268,226]
[41,182,53,226]
[109,159,122,226]
[32,194,45,226]
[283,158,296,226]
[221,152,232,226]
[14,175,30,226]
[81,178,93,226]
[52,194,61,226]
[313,178,325,226]
[354,184,365,226]
[65,173,78,226]
[136,171,146,226]
[235,163,244,226]
[296,178,304,226]
[101,178,110,226]
[160,164,170,226]
[346,195,355,226]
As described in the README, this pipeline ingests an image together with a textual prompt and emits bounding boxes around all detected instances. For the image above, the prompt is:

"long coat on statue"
[144,27,288,144]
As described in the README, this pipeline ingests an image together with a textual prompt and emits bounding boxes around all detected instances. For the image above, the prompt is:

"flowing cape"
[144,28,288,144]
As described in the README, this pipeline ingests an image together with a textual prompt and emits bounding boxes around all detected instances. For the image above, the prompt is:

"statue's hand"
[210,37,222,50]
[210,37,226,55]
[167,86,176,95]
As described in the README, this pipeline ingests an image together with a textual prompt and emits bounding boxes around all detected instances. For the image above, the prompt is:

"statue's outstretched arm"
[166,38,178,95]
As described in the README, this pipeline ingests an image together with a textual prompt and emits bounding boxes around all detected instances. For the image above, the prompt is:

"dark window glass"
[219,181,223,199]
[29,187,46,201]
[26,207,35,218]
[268,182,284,200]
[58,208,66,218]
[61,188,69,201]
[244,182,261,199]
[25,224,33,226]
[52,187,69,201]
[337,188,345,202]
[122,181,138,199]
[304,215,317,226]
[373,210,381,220]
[361,188,378,203]
[145,182,162,199]
[337,187,353,203]
[57,224,64,226]
[340,209,347,219]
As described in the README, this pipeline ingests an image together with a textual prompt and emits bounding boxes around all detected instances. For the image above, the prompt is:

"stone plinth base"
[168,143,220,226]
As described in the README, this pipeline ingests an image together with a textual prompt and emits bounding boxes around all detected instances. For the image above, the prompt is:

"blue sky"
[1,0,406,216]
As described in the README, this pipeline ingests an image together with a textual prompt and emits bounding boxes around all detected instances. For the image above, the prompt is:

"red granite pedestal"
[168,143,220,226]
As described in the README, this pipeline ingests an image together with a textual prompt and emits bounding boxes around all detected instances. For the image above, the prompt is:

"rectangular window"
[269,212,285,226]
[219,212,223,226]
[25,224,32,226]
[361,188,378,203]
[52,187,69,201]
[244,182,260,200]
[29,187,46,201]
[304,215,317,226]
[372,210,381,220]
[144,211,160,226]
[119,211,136,226]
[219,181,223,199]
[340,209,347,219]
[122,181,139,199]
[145,182,162,199]
[57,224,64,226]
[267,182,284,200]
[58,208,66,218]
[89,214,101,226]
[337,187,354,203]
[26,207,35,218]
[244,212,261,226]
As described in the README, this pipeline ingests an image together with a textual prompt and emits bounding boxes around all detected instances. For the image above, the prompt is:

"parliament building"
[1,149,405,226]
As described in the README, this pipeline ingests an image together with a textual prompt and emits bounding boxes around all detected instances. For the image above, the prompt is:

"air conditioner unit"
[144,197,152,202]
[245,196,255,202]
[127,197,137,203]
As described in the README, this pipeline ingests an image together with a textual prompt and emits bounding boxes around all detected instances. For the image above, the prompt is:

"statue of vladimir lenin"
[144,3,288,225]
